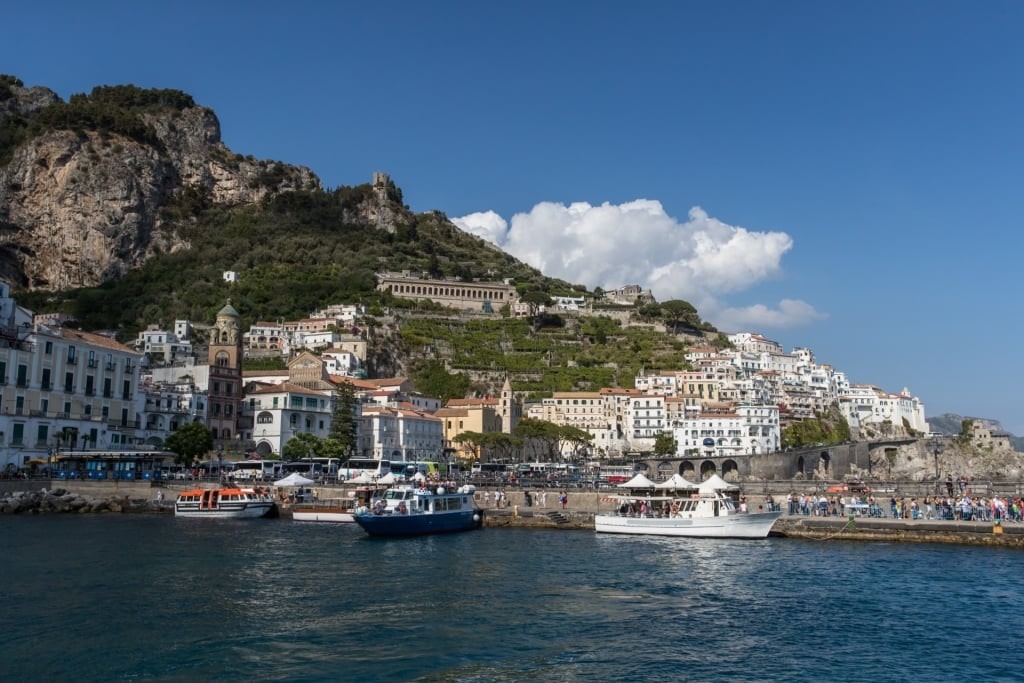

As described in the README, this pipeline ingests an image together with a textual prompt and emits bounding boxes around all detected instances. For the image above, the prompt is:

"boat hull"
[594,511,780,539]
[354,509,482,537]
[174,502,277,519]
[291,508,356,523]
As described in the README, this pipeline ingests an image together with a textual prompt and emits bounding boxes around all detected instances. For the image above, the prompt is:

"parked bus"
[339,457,390,481]
[592,464,636,484]
[470,462,508,477]
[279,460,323,479]
[309,457,341,480]
[232,460,281,481]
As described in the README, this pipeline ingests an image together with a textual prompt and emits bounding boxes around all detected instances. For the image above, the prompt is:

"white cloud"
[453,200,824,331]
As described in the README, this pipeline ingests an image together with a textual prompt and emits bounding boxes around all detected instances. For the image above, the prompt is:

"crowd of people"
[783,491,1024,522]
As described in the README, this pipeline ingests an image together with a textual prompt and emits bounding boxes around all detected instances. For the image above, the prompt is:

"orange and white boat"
[174,486,278,519]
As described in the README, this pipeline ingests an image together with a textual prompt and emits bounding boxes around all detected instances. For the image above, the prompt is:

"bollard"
[513,504,518,518]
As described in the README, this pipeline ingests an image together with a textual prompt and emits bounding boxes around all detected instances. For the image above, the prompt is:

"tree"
[165,421,214,466]
[514,418,561,461]
[411,360,470,402]
[654,432,677,457]
[282,432,321,461]
[329,381,359,457]
[558,425,594,462]
[659,299,700,333]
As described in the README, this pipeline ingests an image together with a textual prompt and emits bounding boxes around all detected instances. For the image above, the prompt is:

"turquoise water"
[1,515,1022,682]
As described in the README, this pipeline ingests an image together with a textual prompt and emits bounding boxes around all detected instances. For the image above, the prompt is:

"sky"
[5,1,1024,432]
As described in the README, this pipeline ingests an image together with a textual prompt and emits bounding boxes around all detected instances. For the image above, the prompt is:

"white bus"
[232,460,281,481]
[338,457,390,481]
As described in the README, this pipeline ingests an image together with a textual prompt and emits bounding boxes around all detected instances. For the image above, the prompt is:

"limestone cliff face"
[0,82,320,290]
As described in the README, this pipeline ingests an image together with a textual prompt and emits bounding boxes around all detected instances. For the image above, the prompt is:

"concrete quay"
[481,507,1024,547]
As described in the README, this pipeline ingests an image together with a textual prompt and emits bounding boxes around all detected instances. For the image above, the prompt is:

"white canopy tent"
[377,472,397,485]
[699,473,739,492]
[346,473,376,484]
[655,473,697,490]
[617,472,658,489]
[274,472,315,487]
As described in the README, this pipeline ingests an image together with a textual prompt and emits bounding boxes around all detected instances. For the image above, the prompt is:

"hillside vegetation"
[4,77,721,399]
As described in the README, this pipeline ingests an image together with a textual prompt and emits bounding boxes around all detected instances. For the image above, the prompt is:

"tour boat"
[595,485,780,539]
[353,485,483,537]
[291,486,387,523]
[174,486,278,519]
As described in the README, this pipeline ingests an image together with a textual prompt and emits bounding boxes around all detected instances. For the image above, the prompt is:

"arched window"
[257,411,274,425]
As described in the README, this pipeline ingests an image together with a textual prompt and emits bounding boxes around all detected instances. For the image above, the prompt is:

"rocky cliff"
[0,78,320,290]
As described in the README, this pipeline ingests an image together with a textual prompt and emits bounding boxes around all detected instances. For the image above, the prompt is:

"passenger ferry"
[595,482,780,539]
[353,485,483,537]
[174,486,278,519]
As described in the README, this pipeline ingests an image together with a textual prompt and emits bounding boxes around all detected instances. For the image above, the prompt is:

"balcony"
[105,362,115,371]
[66,357,77,366]
[87,359,98,368]
[40,382,52,391]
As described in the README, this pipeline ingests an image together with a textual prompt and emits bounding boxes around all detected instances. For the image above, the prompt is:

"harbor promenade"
[4,478,1022,547]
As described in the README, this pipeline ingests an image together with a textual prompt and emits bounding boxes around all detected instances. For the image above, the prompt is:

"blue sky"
[6,2,1024,432]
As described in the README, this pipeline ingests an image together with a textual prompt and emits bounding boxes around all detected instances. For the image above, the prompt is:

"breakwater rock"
[0,488,171,515]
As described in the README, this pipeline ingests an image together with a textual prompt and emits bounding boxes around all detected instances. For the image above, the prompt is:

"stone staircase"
[545,510,571,524]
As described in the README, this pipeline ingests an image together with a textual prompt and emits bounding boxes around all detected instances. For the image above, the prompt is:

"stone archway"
[700,460,717,479]
[721,459,740,481]
[796,456,806,478]
[679,461,696,478]
[256,441,274,456]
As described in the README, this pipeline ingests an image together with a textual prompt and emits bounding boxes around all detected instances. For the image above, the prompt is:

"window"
[64,372,74,392]
[41,368,51,390]
[11,423,24,445]
[16,364,27,387]
[36,424,48,445]
[44,341,53,354]
[85,376,95,396]
[67,346,77,364]
[103,378,111,398]
[0,360,5,383]
[122,380,130,400]
[257,411,273,424]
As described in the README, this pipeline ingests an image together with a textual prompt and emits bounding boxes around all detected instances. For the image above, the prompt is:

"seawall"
[480,507,1024,548]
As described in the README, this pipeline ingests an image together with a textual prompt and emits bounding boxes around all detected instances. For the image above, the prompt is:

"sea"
[2,515,1022,682]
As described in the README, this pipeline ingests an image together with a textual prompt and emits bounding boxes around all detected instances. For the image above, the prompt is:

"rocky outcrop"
[0,79,321,290]
[0,487,170,514]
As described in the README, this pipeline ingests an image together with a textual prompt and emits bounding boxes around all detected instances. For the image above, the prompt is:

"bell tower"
[207,300,243,442]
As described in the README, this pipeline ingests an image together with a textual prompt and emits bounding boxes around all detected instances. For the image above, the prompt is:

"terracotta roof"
[59,328,140,354]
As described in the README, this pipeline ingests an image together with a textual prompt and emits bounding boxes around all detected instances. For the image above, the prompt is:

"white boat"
[595,487,780,539]
[174,486,278,519]
[291,487,386,523]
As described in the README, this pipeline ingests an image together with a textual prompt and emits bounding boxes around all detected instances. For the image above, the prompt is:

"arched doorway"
[700,460,717,479]
[679,461,696,479]
[256,441,274,456]
[721,459,740,481]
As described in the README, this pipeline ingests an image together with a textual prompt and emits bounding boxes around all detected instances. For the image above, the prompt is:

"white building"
[673,403,780,458]
[245,382,335,456]
[359,405,444,461]
[135,325,193,364]
[0,284,145,469]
